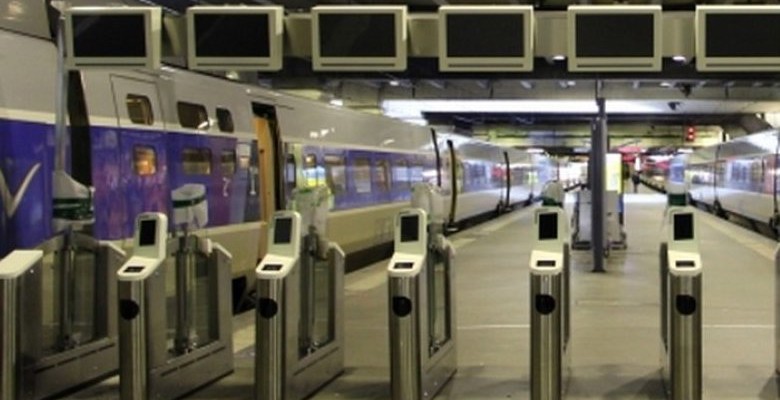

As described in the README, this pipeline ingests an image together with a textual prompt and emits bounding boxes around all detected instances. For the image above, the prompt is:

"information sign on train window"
[567,5,661,72]
[187,6,283,71]
[65,7,161,69]
[696,6,780,71]
[312,6,407,71]
[133,146,157,176]
[439,6,533,72]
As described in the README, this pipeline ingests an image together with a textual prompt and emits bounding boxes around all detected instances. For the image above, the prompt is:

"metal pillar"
[118,281,147,400]
[389,277,421,400]
[255,279,285,400]
[774,243,780,374]
[530,274,563,400]
[591,94,607,272]
[668,275,702,399]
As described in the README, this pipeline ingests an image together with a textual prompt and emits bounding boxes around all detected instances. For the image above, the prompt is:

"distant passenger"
[631,172,641,193]
[541,180,565,207]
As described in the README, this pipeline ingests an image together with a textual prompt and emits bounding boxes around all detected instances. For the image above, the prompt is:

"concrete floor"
[72,187,780,399]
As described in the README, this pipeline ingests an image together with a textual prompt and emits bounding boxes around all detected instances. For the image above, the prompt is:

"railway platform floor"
[72,186,780,399]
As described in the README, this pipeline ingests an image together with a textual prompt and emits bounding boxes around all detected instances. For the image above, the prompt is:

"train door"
[252,103,282,257]
[502,151,511,210]
[108,75,168,239]
[446,140,458,227]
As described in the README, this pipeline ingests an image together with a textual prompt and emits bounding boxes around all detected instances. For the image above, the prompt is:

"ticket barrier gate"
[117,213,233,400]
[528,207,571,400]
[659,207,702,400]
[388,206,456,400]
[0,230,125,400]
[255,207,345,399]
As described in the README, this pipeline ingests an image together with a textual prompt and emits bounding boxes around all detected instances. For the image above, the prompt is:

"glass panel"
[298,238,334,359]
[182,148,212,175]
[164,245,217,355]
[177,101,210,130]
[216,108,234,133]
[40,246,100,356]
[353,157,372,193]
[126,94,154,125]
[393,159,410,188]
[427,247,451,357]
[134,146,157,176]
[303,153,320,187]
[220,150,236,176]
[324,155,346,194]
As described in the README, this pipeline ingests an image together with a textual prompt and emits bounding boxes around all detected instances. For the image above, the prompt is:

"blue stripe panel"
[0,118,55,257]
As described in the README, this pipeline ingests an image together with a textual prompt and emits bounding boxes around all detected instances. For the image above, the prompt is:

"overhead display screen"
[274,217,293,244]
[673,214,694,241]
[538,213,558,241]
[139,219,157,246]
[575,14,654,57]
[193,14,270,57]
[319,14,396,57]
[705,14,780,57]
[72,14,147,58]
[446,14,524,57]
[400,215,419,243]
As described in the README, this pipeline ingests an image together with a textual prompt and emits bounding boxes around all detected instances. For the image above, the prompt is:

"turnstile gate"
[660,207,702,400]
[255,208,345,400]
[528,207,571,400]
[388,206,456,400]
[118,213,233,400]
[0,231,125,400]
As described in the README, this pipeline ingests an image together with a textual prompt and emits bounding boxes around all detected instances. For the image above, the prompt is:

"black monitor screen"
[538,213,558,240]
[72,14,147,57]
[274,217,292,244]
[705,14,780,57]
[446,14,524,57]
[194,13,270,57]
[673,213,694,241]
[319,13,397,57]
[139,219,157,246]
[400,215,419,242]
[575,14,655,57]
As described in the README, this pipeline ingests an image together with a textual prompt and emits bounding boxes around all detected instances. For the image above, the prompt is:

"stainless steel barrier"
[255,209,345,400]
[0,230,125,400]
[529,207,570,400]
[118,213,233,400]
[388,208,456,400]
[660,207,702,400]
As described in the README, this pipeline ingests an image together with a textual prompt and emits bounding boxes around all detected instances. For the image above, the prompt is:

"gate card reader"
[256,211,302,280]
[118,213,168,280]
[529,208,567,275]
[665,208,701,277]
[387,209,427,278]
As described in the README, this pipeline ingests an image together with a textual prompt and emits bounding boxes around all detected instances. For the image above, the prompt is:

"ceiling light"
[672,55,687,63]
[552,55,565,61]
[389,80,400,87]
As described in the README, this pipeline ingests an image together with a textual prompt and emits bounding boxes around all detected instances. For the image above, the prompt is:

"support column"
[591,94,607,273]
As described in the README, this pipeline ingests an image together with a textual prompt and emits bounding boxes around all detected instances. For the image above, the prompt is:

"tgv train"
[649,130,780,234]
[0,28,551,303]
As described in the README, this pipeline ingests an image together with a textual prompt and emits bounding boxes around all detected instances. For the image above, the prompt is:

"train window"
[216,108,234,133]
[126,94,154,125]
[177,102,210,131]
[221,150,237,176]
[133,146,157,175]
[411,162,424,183]
[304,153,320,186]
[393,159,410,188]
[353,158,372,193]
[324,155,346,194]
[375,160,390,191]
[182,148,212,175]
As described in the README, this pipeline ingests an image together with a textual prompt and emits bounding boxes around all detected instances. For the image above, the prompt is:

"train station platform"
[72,187,779,399]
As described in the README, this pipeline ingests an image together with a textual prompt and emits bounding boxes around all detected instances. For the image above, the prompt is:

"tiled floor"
[73,187,780,399]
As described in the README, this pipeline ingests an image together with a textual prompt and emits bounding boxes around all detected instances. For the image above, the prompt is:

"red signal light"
[685,126,696,142]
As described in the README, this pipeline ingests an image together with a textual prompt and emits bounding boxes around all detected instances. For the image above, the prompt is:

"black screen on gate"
[575,14,654,57]
[139,219,157,246]
[538,213,558,240]
[446,14,525,57]
[706,14,780,57]
[400,215,419,242]
[673,214,694,240]
[318,14,396,58]
[194,14,271,57]
[274,217,292,244]
[72,14,147,58]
